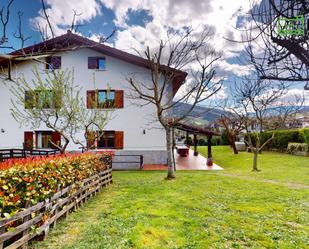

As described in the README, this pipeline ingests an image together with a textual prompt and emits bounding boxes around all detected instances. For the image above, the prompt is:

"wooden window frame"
[88,57,106,70]
[87,130,123,150]
[97,90,115,108]
[87,89,123,109]
[45,56,61,70]
[97,131,115,149]
[25,90,61,109]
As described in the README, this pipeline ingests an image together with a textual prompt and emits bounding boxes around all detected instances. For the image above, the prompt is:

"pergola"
[173,122,221,166]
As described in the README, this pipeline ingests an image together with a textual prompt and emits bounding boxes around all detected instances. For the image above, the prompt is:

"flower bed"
[0,152,113,217]
[0,152,113,248]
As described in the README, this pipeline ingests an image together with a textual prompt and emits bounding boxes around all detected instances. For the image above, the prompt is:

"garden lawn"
[33,147,309,249]
[198,146,309,185]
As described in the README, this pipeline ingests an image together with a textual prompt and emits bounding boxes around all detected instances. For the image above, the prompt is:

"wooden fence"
[0,167,113,249]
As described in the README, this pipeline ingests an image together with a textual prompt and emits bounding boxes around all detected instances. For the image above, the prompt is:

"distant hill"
[173,102,309,126]
[173,102,228,126]
[300,106,309,113]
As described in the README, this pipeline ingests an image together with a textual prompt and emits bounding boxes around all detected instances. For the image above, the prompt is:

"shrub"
[287,143,308,154]
[0,152,113,217]
[220,130,229,145]
[245,128,309,152]
[198,138,206,146]
[300,129,309,152]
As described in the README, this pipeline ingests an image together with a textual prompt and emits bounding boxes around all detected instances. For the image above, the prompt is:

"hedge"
[245,128,309,152]
[0,152,113,217]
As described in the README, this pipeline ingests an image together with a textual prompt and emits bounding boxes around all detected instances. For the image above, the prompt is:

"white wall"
[0,48,170,151]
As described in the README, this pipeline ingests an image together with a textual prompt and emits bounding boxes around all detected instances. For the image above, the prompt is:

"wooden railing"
[0,167,112,249]
[112,154,144,169]
[0,149,61,162]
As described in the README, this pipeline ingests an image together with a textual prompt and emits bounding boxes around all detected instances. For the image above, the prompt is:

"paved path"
[143,149,223,171]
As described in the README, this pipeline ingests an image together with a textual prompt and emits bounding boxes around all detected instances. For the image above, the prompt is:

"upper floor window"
[87,90,123,109]
[25,90,62,109]
[98,90,115,108]
[88,57,106,70]
[45,56,61,70]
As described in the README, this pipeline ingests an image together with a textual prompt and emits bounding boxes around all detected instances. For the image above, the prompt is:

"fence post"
[21,201,31,249]
[140,155,143,170]
[10,149,13,159]
[0,223,5,249]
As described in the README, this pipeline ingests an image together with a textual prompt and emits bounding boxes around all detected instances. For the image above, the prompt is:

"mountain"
[173,103,309,127]
[173,102,228,126]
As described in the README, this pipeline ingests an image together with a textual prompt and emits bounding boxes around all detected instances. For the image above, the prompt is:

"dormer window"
[88,57,106,70]
[45,56,61,70]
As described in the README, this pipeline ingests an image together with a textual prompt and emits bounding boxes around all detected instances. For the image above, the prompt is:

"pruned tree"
[217,113,245,154]
[70,88,113,151]
[10,66,110,153]
[127,27,223,179]
[232,78,303,171]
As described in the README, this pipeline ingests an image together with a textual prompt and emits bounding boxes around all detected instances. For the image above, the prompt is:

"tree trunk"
[60,138,69,154]
[166,127,175,179]
[230,136,238,154]
[252,150,259,171]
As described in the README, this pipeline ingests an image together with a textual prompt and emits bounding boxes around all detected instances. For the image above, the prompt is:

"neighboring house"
[287,113,309,128]
[0,31,187,168]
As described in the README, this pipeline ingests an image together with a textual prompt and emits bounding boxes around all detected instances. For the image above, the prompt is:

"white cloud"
[215,60,253,77]
[279,88,309,106]
[31,0,101,36]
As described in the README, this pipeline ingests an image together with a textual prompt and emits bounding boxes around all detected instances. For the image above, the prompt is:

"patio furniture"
[176,145,189,157]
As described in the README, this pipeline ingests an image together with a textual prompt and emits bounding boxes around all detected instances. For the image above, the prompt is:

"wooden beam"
[193,134,198,156]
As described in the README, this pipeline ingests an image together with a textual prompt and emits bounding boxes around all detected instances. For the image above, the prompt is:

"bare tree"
[232,78,303,171]
[239,0,309,90]
[127,27,223,179]
[10,66,110,153]
[217,113,245,154]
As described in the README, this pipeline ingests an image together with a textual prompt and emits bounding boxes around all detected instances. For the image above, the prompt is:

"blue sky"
[1,0,308,105]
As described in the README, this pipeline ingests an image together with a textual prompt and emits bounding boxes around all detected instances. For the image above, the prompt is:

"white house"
[0,31,187,168]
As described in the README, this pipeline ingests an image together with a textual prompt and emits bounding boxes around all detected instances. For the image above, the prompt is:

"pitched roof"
[1,31,187,95]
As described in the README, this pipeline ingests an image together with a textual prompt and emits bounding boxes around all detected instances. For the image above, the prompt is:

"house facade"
[0,31,186,168]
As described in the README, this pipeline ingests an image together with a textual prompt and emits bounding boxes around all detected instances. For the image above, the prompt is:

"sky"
[1,0,308,106]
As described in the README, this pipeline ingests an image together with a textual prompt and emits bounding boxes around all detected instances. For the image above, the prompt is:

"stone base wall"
[112,150,167,170]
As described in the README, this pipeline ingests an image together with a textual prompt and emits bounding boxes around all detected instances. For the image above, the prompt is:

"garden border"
[0,167,112,249]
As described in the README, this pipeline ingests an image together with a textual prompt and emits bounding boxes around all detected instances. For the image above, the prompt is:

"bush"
[0,152,113,217]
[245,128,309,152]
[300,129,309,152]
[287,143,308,154]
[220,130,229,145]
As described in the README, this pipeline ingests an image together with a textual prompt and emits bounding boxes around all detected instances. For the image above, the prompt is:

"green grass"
[198,146,309,185]
[33,147,309,249]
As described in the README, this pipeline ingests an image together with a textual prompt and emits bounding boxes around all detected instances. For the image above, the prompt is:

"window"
[88,57,106,70]
[98,58,106,70]
[97,131,115,148]
[25,90,62,109]
[86,130,123,149]
[24,131,61,150]
[98,90,115,108]
[36,131,52,149]
[45,56,61,70]
[87,90,123,109]
[37,90,53,108]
